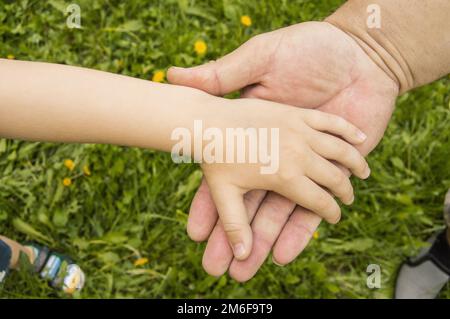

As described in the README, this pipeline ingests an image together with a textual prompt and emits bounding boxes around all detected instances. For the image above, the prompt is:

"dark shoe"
[395,229,449,299]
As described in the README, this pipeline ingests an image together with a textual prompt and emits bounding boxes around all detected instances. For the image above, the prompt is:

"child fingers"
[305,153,354,205]
[228,192,296,282]
[202,189,267,277]
[302,110,367,145]
[309,131,370,179]
[278,176,341,224]
[208,183,253,260]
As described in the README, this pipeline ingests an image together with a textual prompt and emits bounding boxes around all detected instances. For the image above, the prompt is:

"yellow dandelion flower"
[152,70,165,83]
[64,159,75,171]
[7,54,15,60]
[194,40,207,56]
[313,231,319,239]
[83,165,91,176]
[134,257,149,267]
[240,15,252,27]
[63,178,72,187]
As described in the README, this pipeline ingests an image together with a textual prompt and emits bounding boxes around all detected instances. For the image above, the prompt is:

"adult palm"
[168,21,398,281]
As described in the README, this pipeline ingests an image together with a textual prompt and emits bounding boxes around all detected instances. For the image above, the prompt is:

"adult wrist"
[325,0,450,95]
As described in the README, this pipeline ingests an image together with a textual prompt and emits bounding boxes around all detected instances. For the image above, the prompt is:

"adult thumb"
[207,182,253,260]
[167,36,267,96]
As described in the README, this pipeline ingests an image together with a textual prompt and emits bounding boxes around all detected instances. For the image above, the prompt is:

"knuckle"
[306,109,321,123]
[287,137,310,156]
[335,143,349,158]
[324,113,335,123]
[207,65,223,95]
[315,193,333,212]
[285,111,306,132]
[277,167,299,184]
[243,190,264,208]
[311,111,329,128]
[263,193,294,215]
[340,118,351,132]
[344,145,361,165]
[334,116,348,129]
[222,222,246,235]
[330,172,346,188]
[285,123,300,140]
[320,112,334,124]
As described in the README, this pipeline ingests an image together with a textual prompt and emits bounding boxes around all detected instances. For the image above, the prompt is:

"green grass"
[0,0,449,298]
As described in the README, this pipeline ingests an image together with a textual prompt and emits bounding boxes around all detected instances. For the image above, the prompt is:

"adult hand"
[168,21,399,281]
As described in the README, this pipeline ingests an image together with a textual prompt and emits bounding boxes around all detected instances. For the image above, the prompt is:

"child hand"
[198,98,370,260]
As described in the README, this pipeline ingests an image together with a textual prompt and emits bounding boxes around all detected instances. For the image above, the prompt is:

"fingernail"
[233,243,246,258]
[333,214,341,224]
[364,167,371,179]
[356,130,367,142]
[348,194,355,205]
[272,257,285,267]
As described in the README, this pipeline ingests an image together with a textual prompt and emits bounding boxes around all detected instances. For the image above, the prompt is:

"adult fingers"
[187,178,218,242]
[272,207,322,265]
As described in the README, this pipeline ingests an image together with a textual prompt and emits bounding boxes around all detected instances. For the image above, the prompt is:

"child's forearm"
[0,59,223,152]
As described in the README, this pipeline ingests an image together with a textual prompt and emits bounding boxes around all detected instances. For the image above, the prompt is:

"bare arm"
[326,0,450,94]
[0,59,221,152]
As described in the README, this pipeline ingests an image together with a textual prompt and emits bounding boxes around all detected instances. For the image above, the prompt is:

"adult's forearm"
[0,59,221,152]
[326,0,450,94]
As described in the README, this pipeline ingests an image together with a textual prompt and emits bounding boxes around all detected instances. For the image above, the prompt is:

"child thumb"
[208,183,253,260]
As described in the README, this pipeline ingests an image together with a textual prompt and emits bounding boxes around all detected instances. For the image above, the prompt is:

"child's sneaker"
[27,244,85,294]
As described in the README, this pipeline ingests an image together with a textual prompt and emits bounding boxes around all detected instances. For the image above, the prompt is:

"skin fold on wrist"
[325,0,450,95]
